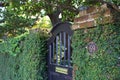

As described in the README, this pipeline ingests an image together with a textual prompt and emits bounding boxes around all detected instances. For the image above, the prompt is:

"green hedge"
[72,24,120,80]
[0,31,48,80]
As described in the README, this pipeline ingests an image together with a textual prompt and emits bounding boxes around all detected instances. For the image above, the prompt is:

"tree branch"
[98,0,120,12]
[60,5,79,13]
[43,0,79,14]
[0,2,9,7]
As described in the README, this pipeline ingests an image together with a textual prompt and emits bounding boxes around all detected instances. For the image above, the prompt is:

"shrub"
[0,31,48,80]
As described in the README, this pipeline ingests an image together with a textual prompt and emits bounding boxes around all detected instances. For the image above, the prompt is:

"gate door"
[48,22,73,80]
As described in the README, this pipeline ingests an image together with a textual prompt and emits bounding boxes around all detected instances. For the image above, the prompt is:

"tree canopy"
[0,0,120,38]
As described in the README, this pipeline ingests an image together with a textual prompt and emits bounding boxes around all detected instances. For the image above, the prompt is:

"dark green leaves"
[72,24,120,80]
[0,31,48,80]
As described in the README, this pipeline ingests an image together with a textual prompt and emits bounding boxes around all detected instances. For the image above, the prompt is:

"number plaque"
[55,67,68,75]
[87,42,98,54]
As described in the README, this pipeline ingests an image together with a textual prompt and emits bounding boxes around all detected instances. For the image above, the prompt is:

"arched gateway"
[47,22,73,80]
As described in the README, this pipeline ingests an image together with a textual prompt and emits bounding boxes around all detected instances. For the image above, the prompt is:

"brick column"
[72,4,113,30]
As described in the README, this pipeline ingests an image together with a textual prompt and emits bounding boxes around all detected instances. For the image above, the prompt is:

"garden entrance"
[47,22,73,80]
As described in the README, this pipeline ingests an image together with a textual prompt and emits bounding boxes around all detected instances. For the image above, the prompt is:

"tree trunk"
[48,10,61,27]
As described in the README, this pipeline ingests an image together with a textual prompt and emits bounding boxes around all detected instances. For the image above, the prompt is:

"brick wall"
[72,4,113,30]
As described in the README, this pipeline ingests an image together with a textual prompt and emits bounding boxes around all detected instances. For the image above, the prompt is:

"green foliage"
[84,0,120,6]
[0,0,83,35]
[0,31,48,80]
[0,0,119,37]
[39,16,52,29]
[0,32,28,56]
[72,24,120,80]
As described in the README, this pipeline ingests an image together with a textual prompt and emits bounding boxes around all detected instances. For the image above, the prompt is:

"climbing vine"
[72,24,120,80]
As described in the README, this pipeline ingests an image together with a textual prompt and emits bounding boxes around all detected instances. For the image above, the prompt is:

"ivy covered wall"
[72,24,120,80]
[0,31,48,80]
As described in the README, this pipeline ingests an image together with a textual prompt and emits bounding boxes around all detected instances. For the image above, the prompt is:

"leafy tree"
[0,0,120,37]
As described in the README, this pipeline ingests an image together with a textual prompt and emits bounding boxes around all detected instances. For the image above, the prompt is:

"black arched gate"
[47,22,73,80]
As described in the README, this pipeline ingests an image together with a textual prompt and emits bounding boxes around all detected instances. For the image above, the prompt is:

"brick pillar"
[72,4,113,30]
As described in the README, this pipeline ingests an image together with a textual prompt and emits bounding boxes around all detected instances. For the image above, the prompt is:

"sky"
[0,7,5,20]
